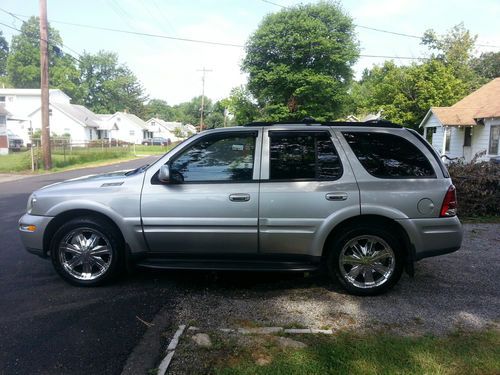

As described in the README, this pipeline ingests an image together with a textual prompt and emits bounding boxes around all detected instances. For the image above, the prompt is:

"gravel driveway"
[169,223,499,336]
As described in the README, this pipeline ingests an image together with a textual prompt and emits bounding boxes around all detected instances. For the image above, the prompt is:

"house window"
[0,96,5,103]
[464,127,472,147]
[444,127,451,152]
[489,125,500,155]
[0,115,6,125]
[129,130,135,136]
[426,127,436,143]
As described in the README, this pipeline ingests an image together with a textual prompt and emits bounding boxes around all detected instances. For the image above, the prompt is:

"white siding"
[448,126,464,159]
[475,118,500,160]
[104,115,145,144]
[423,113,443,153]
[29,106,88,143]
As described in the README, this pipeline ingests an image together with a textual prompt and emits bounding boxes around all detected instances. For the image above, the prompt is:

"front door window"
[170,132,257,182]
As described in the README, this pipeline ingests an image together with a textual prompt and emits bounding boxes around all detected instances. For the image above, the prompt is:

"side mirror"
[158,165,170,183]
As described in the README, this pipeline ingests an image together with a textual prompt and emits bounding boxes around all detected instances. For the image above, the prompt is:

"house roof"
[0,88,71,100]
[146,117,183,131]
[51,103,101,128]
[113,112,148,129]
[421,77,500,127]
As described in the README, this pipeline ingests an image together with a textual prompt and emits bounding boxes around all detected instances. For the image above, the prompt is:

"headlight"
[27,194,37,214]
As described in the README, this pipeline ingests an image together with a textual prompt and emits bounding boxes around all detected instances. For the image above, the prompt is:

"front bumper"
[18,214,54,258]
[396,216,463,261]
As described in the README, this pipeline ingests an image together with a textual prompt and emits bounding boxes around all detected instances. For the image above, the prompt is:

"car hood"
[38,170,134,191]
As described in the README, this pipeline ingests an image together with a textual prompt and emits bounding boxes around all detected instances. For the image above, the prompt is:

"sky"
[0,0,499,105]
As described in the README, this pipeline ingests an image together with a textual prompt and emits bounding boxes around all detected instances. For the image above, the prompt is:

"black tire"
[327,225,404,296]
[50,216,124,287]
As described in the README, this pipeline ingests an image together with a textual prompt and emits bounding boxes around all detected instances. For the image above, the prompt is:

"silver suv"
[19,121,463,295]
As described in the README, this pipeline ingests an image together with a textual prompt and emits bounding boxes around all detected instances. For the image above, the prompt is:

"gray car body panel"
[19,124,462,262]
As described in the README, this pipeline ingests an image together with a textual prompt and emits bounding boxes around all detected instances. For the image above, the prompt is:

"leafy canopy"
[77,51,148,117]
[242,1,359,121]
[223,86,260,125]
[6,17,80,99]
[472,52,500,81]
[351,60,468,129]
[0,31,8,77]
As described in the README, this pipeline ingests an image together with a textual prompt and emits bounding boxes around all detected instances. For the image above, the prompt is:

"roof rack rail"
[242,119,403,128]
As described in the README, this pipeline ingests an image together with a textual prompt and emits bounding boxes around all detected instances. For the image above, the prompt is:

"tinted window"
[342,132,435,178]
[170,133,256,182]
[269,132,342,180]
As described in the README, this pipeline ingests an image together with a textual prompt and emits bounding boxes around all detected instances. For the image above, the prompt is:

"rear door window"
[269,131,343,180]
[342,132,435,178]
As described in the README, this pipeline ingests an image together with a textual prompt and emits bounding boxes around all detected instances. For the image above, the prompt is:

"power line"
[259,0,500,48]
[0,8,82,60]
[0,20,82,63]
[7,13,245,48]
[1,11,426,60]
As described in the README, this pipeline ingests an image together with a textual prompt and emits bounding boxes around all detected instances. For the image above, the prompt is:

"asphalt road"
[0,156,179,375]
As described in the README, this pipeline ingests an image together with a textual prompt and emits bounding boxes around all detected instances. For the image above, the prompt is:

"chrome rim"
[339,235,395,289]
[58,228,112,281]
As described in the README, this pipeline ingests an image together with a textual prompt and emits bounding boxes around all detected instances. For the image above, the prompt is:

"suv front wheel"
[50,217,123,286]
[327,225,404,295]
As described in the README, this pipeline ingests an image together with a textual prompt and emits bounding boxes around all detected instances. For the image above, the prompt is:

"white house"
[0,88,72,144]
[98,111,150,144]
[420,78,500,163]
[146,118,184,142]
[28,102,101,143]
[184,124,197,135]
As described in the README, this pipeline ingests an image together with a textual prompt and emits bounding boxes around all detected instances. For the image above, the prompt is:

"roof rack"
[242,119,403,129]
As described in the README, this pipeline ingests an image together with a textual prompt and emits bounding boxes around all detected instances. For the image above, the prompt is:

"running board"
[136,258,320,272]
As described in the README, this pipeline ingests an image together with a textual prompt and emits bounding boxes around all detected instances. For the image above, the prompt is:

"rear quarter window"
[342,132,435,178]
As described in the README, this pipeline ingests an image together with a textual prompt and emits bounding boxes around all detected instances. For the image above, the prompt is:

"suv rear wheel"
[327,225,404,295]
[50,217,123,286]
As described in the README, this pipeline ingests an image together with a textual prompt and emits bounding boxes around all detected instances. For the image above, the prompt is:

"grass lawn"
[134,144,172,155]
[215,329,500,375]
[0,144,174,173]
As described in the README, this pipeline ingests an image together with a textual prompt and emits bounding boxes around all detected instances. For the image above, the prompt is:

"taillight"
[440,185,457,217]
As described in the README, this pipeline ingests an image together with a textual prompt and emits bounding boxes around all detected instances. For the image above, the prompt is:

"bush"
[448,154,500,217]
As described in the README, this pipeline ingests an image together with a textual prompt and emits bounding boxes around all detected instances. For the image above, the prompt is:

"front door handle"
[229,193,250,202]
[325,192,348,201]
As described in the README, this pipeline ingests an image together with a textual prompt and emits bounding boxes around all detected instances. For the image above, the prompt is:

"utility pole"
[39,0,51,169]
[197,67,212,131]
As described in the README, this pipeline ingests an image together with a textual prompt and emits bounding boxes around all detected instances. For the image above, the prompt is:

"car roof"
[242,119,402,129]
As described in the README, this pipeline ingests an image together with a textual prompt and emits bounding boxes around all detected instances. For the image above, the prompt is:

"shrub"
[448,154,500,217]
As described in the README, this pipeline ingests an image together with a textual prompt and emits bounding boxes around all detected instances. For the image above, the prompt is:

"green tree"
[472,52,500,81]
[351,60,468,128]
[173,96,212,125]
[242,1,359,121]
[205,100,227,128]
[144,99,176,121]
[77,51,148,117]
[421,23,479,89]
[0,31,8,76]
[6,17,80,98]
[224,86,259,125]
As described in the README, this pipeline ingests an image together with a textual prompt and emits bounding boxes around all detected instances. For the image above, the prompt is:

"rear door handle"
[325,192,348,201]
[229,193,250,202]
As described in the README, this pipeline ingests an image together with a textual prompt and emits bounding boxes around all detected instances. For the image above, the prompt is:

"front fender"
[45,200,148,255]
